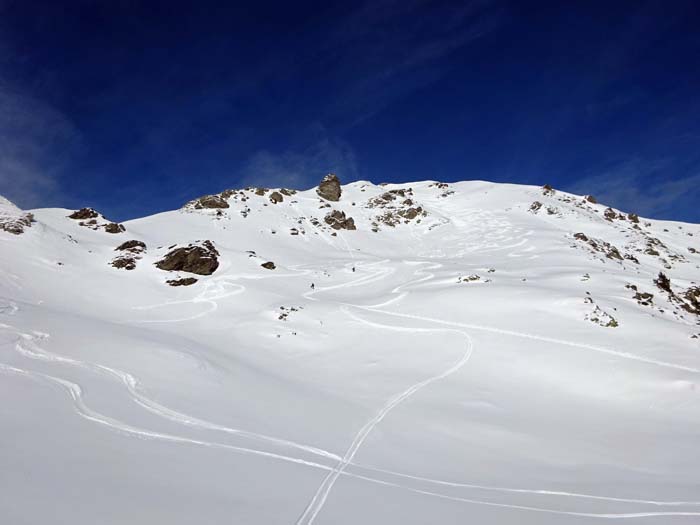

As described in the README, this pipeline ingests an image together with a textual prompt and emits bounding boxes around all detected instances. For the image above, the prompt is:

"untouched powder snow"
[1,179,699,524]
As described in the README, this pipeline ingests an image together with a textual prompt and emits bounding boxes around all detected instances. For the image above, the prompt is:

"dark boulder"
[155,241,220,275]
[192,194,230,209]
[261,261,276,270]
[317,174,341,201]
[269,191,283,204]
[529,201,543,213]
[111,256,137,270]
[116,240,146,252]
[68,208,99,220]
[167,277,198,286]
[604,207,618,221]
[104,222,126,234]
[655,272,672,293]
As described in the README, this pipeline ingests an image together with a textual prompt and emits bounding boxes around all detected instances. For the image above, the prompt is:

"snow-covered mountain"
[1,176,699,524]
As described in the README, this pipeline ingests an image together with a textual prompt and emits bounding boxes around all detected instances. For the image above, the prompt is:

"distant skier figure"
[352,266,355,273]
[310,283,315,290]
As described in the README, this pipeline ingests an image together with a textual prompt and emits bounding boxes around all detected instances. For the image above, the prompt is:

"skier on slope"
[310,283,315,290]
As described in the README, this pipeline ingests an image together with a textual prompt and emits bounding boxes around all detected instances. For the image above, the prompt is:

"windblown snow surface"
[1,180,699,524]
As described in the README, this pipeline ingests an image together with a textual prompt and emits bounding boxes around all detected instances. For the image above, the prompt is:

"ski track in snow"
[2,249,700,522]
[293,308,474,525]
[4,316,699,521]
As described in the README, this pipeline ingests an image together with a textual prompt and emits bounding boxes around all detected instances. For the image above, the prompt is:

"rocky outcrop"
[116,240,147,253]
[111,240,146,270]
[604,207,619,221]
[261,261,276,270]
[529,201,543,213]
[317,174,341,201]
[573,232,637,263]
[167,277,198,286]
[155,241,220,275]
[104,222,125,234]
[68,208,99,220]
[68,207,126,233]
[367,188,427,230]
[0,212,34,235]
[111,256,137,270]
[324,210,356,230]
[269,191,283,204]
[190,194,230,209]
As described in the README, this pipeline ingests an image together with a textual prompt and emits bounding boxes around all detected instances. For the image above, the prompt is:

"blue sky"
[1,0,699,222]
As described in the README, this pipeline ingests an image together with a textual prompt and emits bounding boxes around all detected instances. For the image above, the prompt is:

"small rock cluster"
[625,284,654,306]
[584,294,618,327]
[111,243,140,269]
[655,272,700,316]
[189,194,230,209]
[0,212,34,235]
[324,210,356,230]
[573,232,639,264]
[68,208,125,234]
[428,182,454,198]
[278,305,303,321]
[367,188,426,231]
[111,240,147,271]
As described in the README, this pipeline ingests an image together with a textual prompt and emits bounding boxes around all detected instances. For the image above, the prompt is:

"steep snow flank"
[1,180,699,524]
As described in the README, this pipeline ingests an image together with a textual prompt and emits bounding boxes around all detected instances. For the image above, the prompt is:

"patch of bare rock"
[189,194,230,209]
[573,232,638,264]
[68,208,99,220]
[317,173,341,201]
[584,294,619,327]
[111,240,147,270]
[0,212,34,235]
[261,261,276,270]
[167,277,198,286]
[428,182,454,198]
[324,210,356,230]
[366,187,427,230]
[68,208,126,234]
[542,184,555,196]
[654,272,700,317]
[155,240,219,275]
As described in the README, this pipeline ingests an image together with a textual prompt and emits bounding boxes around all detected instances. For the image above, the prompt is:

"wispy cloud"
[238,134,359,190]
[568,159,700,221]
[0,83,79,209]
[322,0,506,127]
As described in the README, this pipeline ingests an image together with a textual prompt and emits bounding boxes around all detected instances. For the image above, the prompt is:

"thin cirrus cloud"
[568,159,700,221]
[238,136,359,191]
[0,84,79,209]
[320,0,506,128]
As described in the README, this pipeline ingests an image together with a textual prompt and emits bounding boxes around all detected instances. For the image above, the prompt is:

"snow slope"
[1,180,699,524]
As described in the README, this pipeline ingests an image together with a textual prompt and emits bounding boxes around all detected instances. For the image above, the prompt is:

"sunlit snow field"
[1,181,699,524]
